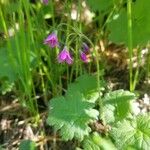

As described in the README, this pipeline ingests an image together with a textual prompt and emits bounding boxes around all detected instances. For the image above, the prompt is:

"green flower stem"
[75,39,79,78]
[50,0,55,27]
[78,0,84,76]
[57,22,102,115]
[127,0,134,91]
[49,1,57,149]
[147,49,150,78]
[132,47,141,90]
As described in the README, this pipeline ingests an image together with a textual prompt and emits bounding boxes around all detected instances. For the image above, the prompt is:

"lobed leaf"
[67,74,104,102]
[102,90,136,123]
[111,114,150,150]
[83,132,117,150]
[47,91,99,141]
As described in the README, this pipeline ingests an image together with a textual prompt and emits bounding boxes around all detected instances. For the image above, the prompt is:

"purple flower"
[82,42,89,52]
[57,47,73,64]
[42,0,49,5]
[44,32,58,48]
[80,51,88,63]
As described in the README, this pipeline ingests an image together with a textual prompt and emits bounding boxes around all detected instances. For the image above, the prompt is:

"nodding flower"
[57,46,73,64]
[80,51,88,63]
[42,0,49,5]
[44,32,58,48]
[82,42,89,53]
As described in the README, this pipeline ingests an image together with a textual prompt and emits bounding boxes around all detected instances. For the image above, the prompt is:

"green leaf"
[47,91,99,141]
[67,74,104,102]
[19,140,36,150]
[0,47,17,82]
[102,104,116,124]
[68,74,97,94]
[0,79,14,95]
[83,132,117,150]
[102,90,136,122]
[108,9,128,45]
[108,0,150,47]
[111,114,150,150]
[86,0,113,12]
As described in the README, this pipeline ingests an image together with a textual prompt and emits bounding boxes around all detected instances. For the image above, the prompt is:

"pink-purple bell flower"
[57,47,73,64]
[42,0,49,5]
[82,42,89,52]
[80,51,88,63]
[44,32,58,48]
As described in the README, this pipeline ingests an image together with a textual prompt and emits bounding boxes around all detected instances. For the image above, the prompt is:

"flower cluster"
[57,47,73,64]
[44,32,89,64]
[44,32,59,48]
[42,0,49,5]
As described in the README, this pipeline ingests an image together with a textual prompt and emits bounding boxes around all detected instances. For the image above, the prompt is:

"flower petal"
[57,49,68,63]
[44,32,58,48]
[83,42,89,52]
[66,55,73,64]
[80,51,88,63]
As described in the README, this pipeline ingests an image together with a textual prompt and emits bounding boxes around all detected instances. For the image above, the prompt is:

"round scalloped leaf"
[67,74,105,102]
[102,90,136,122]
[47,92,99,141]
[111,114,150,150]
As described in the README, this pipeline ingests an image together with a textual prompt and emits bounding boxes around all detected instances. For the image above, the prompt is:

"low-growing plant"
[46,74,150,149]
[0,0,150,149]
